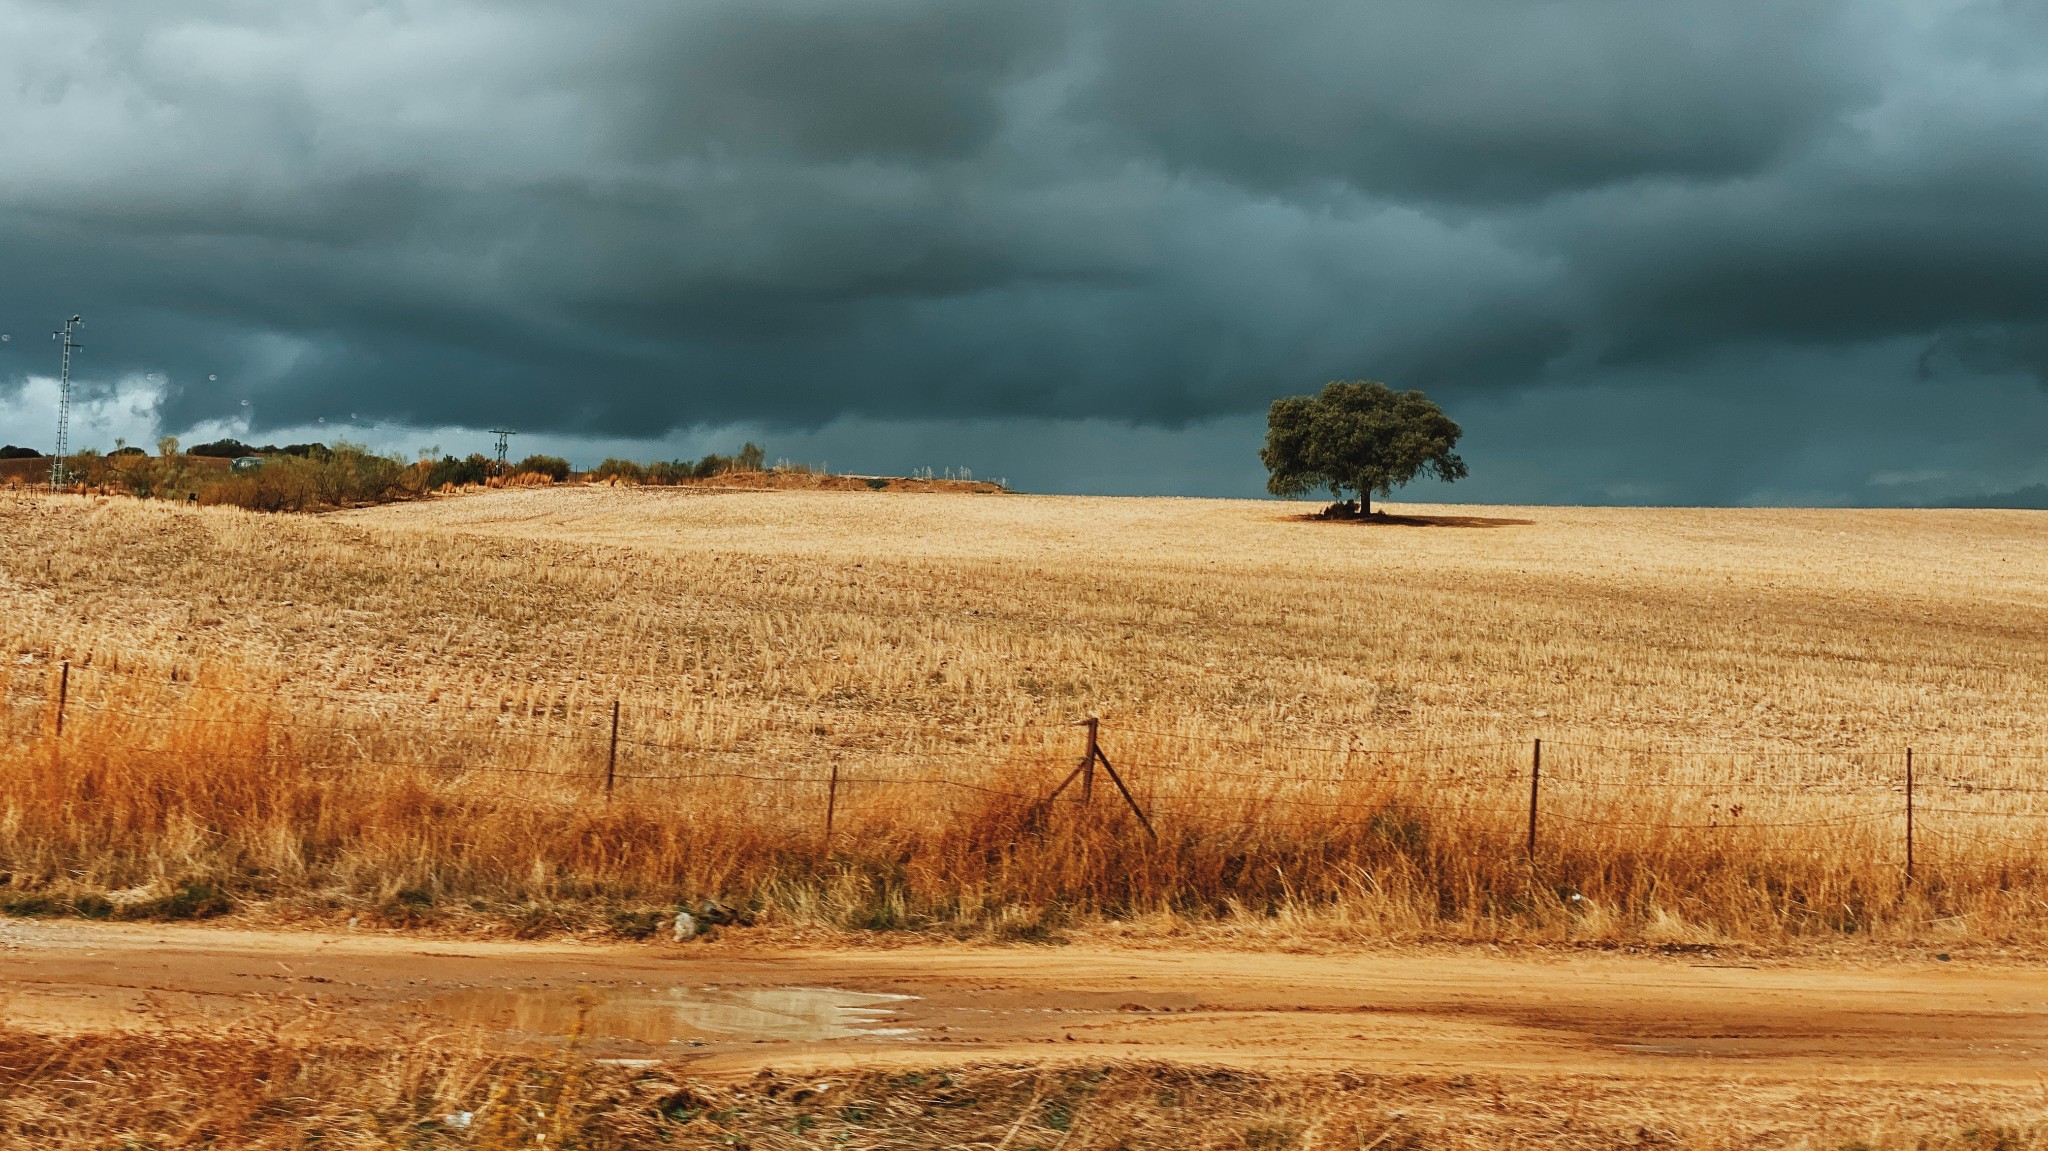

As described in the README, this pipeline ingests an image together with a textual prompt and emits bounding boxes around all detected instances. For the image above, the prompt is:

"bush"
[585,444,773,483]
[201,460,319,511]
[424,454,491,489]
[593,458,646,483]
[515,454,571,482]
[200,443,413,511]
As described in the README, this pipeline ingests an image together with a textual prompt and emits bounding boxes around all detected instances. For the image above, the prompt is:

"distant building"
[231,456,267,474]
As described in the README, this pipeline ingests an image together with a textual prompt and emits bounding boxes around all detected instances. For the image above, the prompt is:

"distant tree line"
[591,442,766,485]
[6,437,778,511]
[184,439,336,459]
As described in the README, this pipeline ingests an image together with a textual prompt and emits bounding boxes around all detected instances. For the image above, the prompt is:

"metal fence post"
[1526,737,1542,857]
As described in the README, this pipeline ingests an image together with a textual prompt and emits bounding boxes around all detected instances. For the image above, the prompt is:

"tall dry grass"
[4,488,2048,942]
[5,658,2047,944]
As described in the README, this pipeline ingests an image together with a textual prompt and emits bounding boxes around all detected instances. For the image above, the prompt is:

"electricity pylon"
[50,315,82,488]
[489,429,515,476]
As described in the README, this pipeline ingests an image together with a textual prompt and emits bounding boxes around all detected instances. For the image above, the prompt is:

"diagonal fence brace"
[1037,717,1156,841]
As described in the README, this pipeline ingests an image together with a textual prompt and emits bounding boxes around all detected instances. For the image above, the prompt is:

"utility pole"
[50,316,82,488]
[489,429,515,477]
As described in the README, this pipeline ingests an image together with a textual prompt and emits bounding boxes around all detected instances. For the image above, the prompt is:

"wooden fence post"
[605,699,619,799]
[1905,747,1914,886]
[1526,737,1542,858]
[1081,717,1098,802]
[825,760,840,852]
[54,660,69,738]
[1038,719,1099,808]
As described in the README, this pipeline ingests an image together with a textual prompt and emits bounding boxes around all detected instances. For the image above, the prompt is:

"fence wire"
[8,657,2048,862]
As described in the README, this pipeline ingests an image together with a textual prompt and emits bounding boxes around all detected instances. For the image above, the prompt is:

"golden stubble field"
[3,484,2048,946]
[5,485,2045,748]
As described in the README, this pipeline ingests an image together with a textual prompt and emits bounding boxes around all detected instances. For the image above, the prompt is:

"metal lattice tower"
[489,428,515,476]
[49,315,82,488]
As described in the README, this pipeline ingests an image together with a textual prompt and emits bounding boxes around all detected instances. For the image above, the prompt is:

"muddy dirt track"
[3,921,2043,1086]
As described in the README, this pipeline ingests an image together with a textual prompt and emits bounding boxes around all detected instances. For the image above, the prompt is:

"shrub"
[593,458,646,483]
[515,454,571,482]
[200,443,413,511]
[645,460,691,485]
[425,454,492,489]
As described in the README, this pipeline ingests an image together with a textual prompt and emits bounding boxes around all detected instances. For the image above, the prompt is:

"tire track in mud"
[3,920,2043,1087]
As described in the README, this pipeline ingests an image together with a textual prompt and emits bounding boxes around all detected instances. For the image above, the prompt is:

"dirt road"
[3,920,2042,1085]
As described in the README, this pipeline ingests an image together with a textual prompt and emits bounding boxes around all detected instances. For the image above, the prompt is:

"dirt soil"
[3,921,2041,1088]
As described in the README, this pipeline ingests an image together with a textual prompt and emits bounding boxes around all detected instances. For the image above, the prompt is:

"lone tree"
[1261,380,1467,516]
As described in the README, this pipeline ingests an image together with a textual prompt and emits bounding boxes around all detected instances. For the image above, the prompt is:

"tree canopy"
[1261,381,1467,515]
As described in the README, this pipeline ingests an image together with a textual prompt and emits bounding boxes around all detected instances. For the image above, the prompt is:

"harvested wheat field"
[4,486,2048,944]
[6,485,2048,1147]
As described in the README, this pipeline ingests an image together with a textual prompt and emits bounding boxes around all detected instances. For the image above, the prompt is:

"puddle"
[420,985,915,1045]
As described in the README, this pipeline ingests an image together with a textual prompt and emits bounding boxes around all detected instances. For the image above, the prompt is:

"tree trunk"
[1358,479,1372,517]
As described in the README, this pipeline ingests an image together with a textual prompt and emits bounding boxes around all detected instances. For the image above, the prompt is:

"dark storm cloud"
[2,0,2047,502]
[603,4,1071,162]
[1081,1,1873,204]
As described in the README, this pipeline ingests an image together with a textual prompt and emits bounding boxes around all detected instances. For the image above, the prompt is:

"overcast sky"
[3,0,2047,505]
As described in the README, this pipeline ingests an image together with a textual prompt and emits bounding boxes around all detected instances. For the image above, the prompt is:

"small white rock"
[673,910,697,941]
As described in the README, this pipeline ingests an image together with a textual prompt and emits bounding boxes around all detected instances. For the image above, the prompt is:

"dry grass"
[3,487,2048,944]
[5,1024,2045,1150]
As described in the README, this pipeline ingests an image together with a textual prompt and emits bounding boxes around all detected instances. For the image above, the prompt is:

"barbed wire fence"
[7,656,2048,877]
